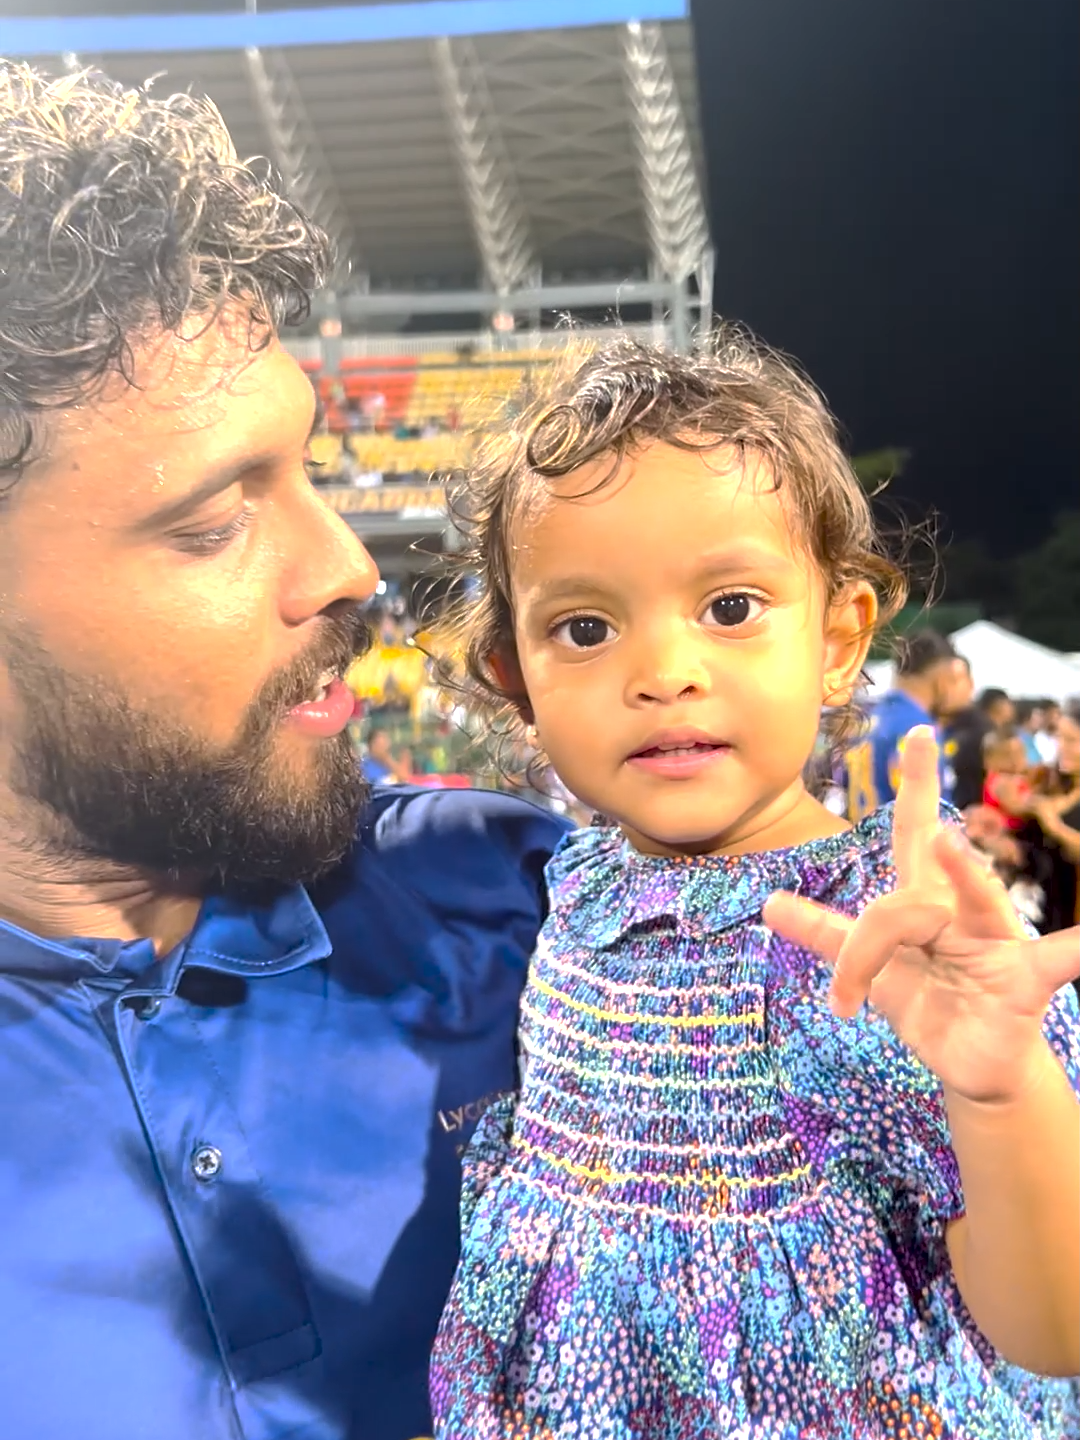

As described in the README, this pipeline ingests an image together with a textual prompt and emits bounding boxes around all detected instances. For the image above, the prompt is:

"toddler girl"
[430,335,1080,1438]
[983,726,1034,831]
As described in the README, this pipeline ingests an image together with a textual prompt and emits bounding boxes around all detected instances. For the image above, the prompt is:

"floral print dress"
[431,809,1080,1439]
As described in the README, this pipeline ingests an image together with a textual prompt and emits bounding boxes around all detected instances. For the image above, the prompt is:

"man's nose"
[281,486,380,622]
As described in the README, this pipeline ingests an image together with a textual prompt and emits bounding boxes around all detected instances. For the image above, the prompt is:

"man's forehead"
[47,326,311,472]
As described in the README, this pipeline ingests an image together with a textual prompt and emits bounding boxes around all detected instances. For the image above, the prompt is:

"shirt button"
[191,1145,223,1182]
[137,997,161,1021]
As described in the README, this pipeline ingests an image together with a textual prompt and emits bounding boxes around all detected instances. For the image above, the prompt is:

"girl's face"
[507,441,874,856]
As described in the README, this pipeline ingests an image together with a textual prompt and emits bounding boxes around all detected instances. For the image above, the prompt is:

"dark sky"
[690,0,1079,558]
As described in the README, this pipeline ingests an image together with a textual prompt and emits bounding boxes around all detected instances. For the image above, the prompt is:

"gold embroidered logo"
[437,1088,511,1136]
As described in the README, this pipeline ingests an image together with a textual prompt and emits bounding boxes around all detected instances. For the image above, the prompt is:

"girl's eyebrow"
[690,546,796,577]
[527,575,611,605]
[524,547,797,606]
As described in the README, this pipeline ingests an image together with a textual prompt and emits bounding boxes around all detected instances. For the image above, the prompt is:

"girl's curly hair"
[438,329,907,770]
[0,62,330,490]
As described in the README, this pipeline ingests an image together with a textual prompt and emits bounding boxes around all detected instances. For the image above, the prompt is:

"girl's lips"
[626,742,731,779]
[283,677,355,737]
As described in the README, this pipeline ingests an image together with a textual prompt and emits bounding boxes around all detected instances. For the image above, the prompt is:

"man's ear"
[822,583,878,708]
[486,646,534,726]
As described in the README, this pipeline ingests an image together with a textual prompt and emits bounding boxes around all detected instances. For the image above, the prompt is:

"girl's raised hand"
[763,727,1080,1104]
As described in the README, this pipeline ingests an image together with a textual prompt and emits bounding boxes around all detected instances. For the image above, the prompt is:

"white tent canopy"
[865,621,1080,704]
[949,621,1080,704]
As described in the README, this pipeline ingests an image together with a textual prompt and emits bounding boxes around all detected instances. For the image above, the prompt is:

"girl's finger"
[932,826,1027,940]
[830,893,954,1017]
[892,727,943,891]
[1021,926,1080,996]
[763,892,854,964]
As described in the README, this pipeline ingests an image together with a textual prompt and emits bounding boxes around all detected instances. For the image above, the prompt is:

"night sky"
[691,0,1079,559]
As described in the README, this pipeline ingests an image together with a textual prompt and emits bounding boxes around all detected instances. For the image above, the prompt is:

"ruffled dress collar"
[545,807,896,949]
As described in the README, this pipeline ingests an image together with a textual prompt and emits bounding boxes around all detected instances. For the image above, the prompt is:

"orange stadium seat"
[299,350,557,476]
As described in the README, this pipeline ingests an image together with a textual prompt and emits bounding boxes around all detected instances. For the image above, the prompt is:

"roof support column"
[622,20,713,346]
[432,35,539,308]
[243,41,365,290]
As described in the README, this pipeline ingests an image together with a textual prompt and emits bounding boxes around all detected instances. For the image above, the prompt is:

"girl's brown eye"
[708,593,752,627]
[552,615,614,649]
[567,616,609,647]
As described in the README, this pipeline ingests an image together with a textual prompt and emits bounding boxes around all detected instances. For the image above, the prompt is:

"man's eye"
[704,592,765,628]
[551,615,614,649]
[173,507,255,557]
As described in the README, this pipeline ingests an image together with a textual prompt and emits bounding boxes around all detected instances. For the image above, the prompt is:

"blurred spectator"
[359,724,412,786]
[964,802,1043,926]
[1014,699,1047,767]
[843,630,965,819]
[360,724,395,784]
[1029,706,1080,932]
[981,726,1033,831]
[979,687,1016,729]
[948,685,1014,811]
[1035,698,1062,766]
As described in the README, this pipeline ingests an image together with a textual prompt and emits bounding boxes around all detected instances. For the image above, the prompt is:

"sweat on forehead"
[507,441,791,552]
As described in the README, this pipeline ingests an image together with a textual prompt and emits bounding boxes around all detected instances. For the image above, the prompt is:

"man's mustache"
[249,608,375,728]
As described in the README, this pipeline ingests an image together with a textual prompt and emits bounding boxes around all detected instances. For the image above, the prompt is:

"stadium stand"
[12,7,710,549]
[302,349,556,478]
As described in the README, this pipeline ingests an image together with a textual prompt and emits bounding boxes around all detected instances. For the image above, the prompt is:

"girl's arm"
[765,730,1080,1376]
[944,1040,1080,1376]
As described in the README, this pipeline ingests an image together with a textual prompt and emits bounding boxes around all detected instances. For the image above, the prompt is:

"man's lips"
[626,727,731,778]
[283,673,356,737]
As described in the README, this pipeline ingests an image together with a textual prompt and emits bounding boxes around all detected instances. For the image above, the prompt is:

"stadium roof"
[7,2,707,292]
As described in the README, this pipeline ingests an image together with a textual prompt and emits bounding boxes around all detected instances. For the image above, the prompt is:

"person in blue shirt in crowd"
[844,628,971,820]
[0,65,569,1440]
[360,722,402,785]
[1015,698,1050,768]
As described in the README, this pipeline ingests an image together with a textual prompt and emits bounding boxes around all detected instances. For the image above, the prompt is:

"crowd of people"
[949,688,1079,933]
[825,628,1079,937]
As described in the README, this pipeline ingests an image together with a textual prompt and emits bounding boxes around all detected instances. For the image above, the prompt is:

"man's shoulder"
[359,783,572,860]
[305,788,572,1020]
[308,784,572,923]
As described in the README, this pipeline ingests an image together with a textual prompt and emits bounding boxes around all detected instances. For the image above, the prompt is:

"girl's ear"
[822,582,878,707]
[487,646,535,726]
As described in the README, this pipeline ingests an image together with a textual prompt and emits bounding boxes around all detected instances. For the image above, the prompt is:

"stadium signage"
[323,485,446,517]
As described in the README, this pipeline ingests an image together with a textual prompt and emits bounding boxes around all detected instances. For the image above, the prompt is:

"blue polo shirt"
[0,785,570,1440]
[843,690,953,821]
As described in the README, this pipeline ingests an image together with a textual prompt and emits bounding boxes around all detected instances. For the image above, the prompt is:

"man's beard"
[2,610,374,888]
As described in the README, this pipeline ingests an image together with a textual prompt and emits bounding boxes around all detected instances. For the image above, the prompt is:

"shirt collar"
[546,810,897,948]
[0,882,331,991]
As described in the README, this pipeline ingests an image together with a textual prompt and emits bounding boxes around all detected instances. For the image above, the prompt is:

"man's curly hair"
[0,62,331,489]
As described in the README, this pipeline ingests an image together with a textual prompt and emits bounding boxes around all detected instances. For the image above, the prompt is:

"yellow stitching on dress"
[530,971,762,1027]
[513,1102,799,1160]
[516,1171,828,1227]
[510,1138,813,1193]
[519,998,764,1059]
[522,1035,773,1089]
